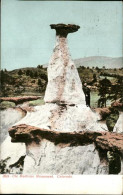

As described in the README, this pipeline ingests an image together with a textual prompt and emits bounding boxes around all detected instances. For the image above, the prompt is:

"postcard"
[0,0,123,194]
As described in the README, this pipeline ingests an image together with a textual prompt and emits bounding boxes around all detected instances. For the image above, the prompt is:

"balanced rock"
[12,24,107,132]
[8,24,123,175]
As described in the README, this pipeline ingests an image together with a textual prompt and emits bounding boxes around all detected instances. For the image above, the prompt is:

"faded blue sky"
[1,0,122,70]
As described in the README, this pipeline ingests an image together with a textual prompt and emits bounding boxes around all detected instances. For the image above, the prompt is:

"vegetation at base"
[107,151,121,174]
[0,156,25,174]
[0,157,11,174]
[0,101,16,110]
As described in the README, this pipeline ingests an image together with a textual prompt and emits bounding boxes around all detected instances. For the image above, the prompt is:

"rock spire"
[44,23,86,105]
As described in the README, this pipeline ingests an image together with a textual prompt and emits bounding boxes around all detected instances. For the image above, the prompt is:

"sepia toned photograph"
[0,0,123,194]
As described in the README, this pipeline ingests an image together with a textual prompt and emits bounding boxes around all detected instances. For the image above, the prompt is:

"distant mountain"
[43,56,123,69]
[74,56,123,69]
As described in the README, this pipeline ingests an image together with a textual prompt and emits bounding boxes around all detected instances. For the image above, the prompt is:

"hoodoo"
[3,24,122,175]
[10,24,107,132]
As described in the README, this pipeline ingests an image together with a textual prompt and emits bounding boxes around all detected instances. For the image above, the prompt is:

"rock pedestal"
[11,24,107,132]
[4,24,123,175]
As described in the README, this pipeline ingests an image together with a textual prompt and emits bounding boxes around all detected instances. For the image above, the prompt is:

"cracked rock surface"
[23,140,109,175]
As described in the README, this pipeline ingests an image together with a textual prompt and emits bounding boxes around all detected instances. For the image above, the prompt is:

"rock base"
[23,141,109,175]
[13,104,108,132]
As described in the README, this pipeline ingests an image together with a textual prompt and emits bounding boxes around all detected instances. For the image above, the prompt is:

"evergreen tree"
[93,73,97,82]
[26,69,30,76]
[34,71,38,78]
[18,69,23,75]
[98,77,111,107]
[29,71,34,78]
[109,77,123,101]
[38,79,42,86]
[1,70,5,84]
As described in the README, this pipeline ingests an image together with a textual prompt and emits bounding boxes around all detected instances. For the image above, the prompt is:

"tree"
[108,77,123,102]
[4,69,7,72]
[1,70,5,84]
[37,65,41,69]
[81,66,85,69]
[93,73,97,82]
[29,71,34,78]
[37,65,43,69]
[34,71,38,78]
[39,73,48,82]
[26,69,30,76]
[38,79,42,86]
[18,69,23,75]
[98,77,111,107]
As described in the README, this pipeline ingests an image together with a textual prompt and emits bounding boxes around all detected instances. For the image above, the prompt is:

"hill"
[0,66,48,97]
[74,56,123,69]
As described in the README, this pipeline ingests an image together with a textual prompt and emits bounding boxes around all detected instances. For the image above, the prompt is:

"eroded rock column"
[9,24,108,132]
[6,24,119,175]
[44,24,86,105]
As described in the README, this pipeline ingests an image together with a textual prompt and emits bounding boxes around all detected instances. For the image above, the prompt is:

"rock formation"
[1,24,122,175]
[11,24,107,133]
[9,124,123,155]
[44,24,85,105]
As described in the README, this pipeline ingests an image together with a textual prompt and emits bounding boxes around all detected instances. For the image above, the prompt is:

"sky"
[1,0,122,70]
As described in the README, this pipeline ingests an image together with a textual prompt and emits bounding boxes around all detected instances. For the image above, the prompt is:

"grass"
[91,91,112,108]
[28,98,45,106]
[0,92,112,109]
[0,101,15,110]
